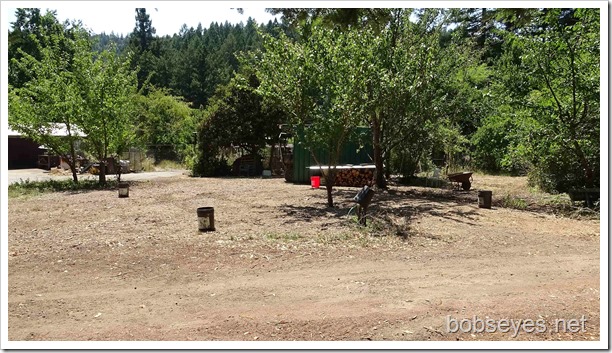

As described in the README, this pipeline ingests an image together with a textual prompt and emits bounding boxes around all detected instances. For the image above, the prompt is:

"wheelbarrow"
[448,172,473,191]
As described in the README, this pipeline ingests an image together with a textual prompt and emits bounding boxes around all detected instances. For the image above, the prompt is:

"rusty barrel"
[118,182,129,198]
[197,207,215,232]
[478,190,492,209]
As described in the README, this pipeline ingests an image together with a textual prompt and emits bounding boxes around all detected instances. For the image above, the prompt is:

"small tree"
[71,36,139,185]
[10,25,139,186]
[9,29,84,182]
[134,87,196,163]
[254,22,366,207]
[495,8,600,192]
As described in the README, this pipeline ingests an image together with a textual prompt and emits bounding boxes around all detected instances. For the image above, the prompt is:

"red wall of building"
[8,137,40,169]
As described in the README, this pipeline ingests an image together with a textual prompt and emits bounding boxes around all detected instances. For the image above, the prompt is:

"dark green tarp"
[292,126,373,184]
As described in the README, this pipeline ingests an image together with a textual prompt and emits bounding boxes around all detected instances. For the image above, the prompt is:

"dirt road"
[7,176,600,342]
[7,168,185,185]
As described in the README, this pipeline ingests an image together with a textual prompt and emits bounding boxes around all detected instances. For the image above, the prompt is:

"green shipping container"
[292,127,373,184]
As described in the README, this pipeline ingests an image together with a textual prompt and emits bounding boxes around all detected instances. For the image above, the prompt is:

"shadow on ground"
[278,184,481,238]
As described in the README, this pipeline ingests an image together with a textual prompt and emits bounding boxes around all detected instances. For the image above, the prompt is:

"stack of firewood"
[332,168,374,187]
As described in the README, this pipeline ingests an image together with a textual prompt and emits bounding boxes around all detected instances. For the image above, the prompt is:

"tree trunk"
[99,159,107,185]
[268,143,274,172]
[70,164,79,183]
[325,168,335,208]
[572,140,594,188]
[68,139,79,183]
[384,151,391,180]
[372,115,387,189]
[117,160,122,183]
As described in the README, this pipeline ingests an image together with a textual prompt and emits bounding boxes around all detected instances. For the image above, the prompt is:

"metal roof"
[8,124,86,137]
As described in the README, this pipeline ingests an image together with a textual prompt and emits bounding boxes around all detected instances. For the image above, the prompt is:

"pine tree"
[128,8,157,89]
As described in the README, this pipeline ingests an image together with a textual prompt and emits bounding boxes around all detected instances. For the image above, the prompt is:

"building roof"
[8,124,86,137]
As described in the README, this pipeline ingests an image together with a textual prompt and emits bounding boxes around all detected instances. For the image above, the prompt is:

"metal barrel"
[197,207,215,232]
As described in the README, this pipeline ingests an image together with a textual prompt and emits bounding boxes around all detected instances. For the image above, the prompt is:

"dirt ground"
[7,175,600,342]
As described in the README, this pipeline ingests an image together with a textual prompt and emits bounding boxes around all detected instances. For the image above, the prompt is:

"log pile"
[331,168,374,187]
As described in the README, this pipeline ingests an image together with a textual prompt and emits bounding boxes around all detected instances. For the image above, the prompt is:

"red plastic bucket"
[310,176,320,188]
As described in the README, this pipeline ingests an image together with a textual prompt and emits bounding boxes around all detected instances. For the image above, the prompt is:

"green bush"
[9,178,119,197]
[191,153,232,177]
[390,148,423,177]
[527,143,599,194]
[471,113,529,175]
[192,74,286,177]
[134,88,197,164]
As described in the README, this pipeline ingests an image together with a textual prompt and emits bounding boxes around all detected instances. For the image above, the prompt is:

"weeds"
[155,160,186,171]
[498,194,529,210]
[316,231,353,245]
[140,158,185,172]
[492,190,598,219]
[346,210,413,240]
[140,158,156,172]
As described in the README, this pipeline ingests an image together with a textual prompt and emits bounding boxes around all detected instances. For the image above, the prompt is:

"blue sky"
[6,3,279,37]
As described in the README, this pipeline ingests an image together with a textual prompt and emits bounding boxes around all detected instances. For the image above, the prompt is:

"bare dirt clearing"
[8,175,600,342]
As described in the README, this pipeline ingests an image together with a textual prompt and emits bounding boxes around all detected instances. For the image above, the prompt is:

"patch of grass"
[141,157,156,172]
[316,231,353,245]
[9,178,119,198]
[498,194,529,210]
[470,173,598,219]
[539,193,572,209]
[155,160,185,171]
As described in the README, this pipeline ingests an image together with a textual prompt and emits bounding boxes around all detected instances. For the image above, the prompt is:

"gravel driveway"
[7,168,186,185]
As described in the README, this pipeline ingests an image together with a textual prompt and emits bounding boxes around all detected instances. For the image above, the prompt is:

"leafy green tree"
[267,9,481,186]
[10,25,139,185]
[134,87,197,163]
[470,109,533,174]
[194,74,286,176]
[261,9,397,188]
[70,36,140,185]
[254,22,369,207]
[9,30,85,182]
[357,9,406,188]
[494,8,599,192]
[361,9,476,182]
[8,9,77,88]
